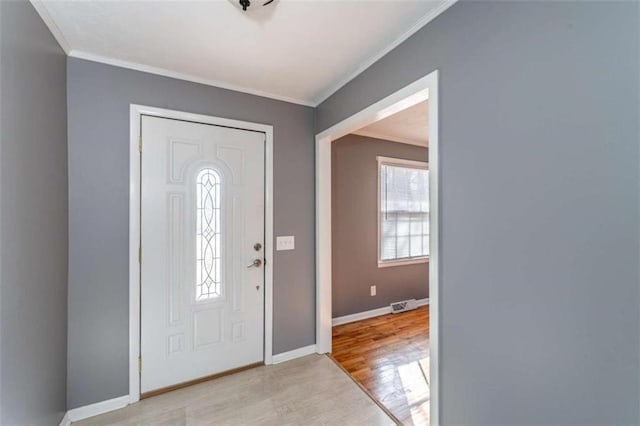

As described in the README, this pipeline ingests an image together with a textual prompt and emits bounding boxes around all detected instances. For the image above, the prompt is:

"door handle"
[247,259,262,268]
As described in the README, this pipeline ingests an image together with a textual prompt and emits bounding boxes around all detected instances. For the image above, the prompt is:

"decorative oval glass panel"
[195,168,222,300]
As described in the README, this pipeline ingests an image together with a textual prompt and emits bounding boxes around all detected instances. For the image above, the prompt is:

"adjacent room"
[330,101,431,424]
[1,0,638,425]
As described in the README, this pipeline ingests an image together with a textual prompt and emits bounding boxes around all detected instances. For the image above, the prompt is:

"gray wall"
[67,58,315,409]
[332,134,428,317]
[319,1,640,424]
[0,1,68,424]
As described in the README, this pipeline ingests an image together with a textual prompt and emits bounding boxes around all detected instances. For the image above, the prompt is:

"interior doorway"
[315,70,439,425]
[331,102,430,423]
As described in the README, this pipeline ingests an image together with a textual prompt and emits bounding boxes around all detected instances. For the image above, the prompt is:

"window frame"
[377,156,429,268]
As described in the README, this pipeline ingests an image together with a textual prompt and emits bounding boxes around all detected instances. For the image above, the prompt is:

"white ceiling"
[354,100,428,146]
[33,0,455,106]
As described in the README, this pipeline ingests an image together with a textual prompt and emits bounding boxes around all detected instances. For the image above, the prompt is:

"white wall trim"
[316,78,430,142]
[63,395,129,424]
[129,105,275,403]
[71,51,314,107]
[378,257,429,268]
[352,129,427,147]
[332,298,429,326]
[312,0,457,105]
[31,1,454,108]
[29,0,71,54]
[58,411,71,426]
[272,345,317,364]
[315,69,440,425]
[377,155,428,170]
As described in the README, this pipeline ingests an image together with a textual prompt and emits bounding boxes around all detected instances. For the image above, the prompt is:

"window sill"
[378,257,429,268]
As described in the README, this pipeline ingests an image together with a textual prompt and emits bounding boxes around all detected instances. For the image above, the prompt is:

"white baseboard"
[332,298,429,326]
[272,344,317,364]
[63,395,129,423]
[59,345,317,423]
[416,298,429,307]
[59,411,71,426]
[60,319,424,423]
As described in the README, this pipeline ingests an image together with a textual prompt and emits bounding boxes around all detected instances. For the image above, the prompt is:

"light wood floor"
[332,306,430,426]
[74,355,394,425]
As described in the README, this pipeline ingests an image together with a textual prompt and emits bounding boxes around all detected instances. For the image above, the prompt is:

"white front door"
[140,115,265,394]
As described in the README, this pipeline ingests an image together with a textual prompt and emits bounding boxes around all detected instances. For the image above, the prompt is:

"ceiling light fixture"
[236,0,275,12]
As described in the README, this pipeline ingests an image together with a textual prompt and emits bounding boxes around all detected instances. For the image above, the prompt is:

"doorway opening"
[315,70,439,425]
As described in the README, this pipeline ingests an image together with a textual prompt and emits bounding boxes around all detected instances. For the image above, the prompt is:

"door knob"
[247,259,262,268]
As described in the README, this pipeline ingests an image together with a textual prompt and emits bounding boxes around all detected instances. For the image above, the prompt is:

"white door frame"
[128,104,275,403]
[315,70,440,424]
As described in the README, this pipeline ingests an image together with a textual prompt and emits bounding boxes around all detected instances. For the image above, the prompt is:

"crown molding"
[31,0,455,108]
[311,0,457,106]
[31,0,313,105]
[68,51,315,107]
[30,0,71,54]
[352,129,428,147]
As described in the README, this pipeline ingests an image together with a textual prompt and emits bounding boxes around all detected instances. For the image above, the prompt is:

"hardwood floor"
[74,355,394,425]
[332,306,430,426]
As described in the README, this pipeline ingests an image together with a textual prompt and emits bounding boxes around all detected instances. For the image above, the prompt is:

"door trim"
[314,70,440,424]
[128,104,274,403]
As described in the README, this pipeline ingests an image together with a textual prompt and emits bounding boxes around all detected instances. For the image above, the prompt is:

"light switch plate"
[276,236,295,251]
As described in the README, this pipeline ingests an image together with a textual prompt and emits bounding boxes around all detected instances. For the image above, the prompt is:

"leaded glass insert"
[196,168,222,300]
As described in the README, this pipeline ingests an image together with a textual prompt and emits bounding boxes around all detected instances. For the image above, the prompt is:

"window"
[196,168,222,300]
[378,157,429,267]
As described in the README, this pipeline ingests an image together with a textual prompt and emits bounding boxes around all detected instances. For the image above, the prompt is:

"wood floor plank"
[332,306,430,426]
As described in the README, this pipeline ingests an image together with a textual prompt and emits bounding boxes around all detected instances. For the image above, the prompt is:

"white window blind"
[379,159,429,264]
